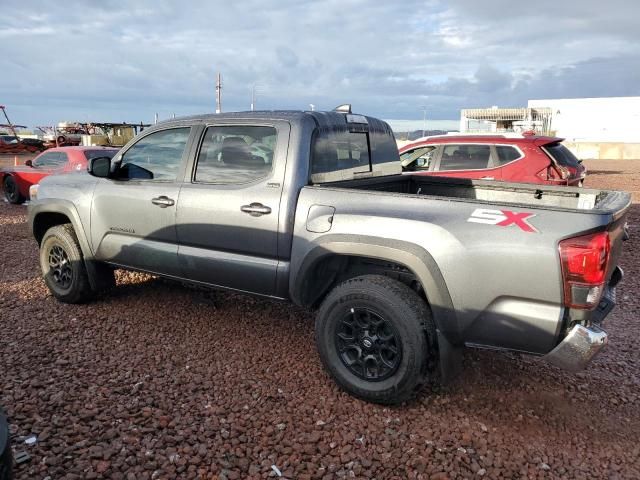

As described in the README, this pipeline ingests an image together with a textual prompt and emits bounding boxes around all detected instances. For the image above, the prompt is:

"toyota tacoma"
[28,109,630,404]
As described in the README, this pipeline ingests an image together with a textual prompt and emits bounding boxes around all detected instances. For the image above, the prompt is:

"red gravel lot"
[1,159,639,479]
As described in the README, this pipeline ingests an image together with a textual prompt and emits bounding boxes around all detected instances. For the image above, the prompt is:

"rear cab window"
[310,117,399,183]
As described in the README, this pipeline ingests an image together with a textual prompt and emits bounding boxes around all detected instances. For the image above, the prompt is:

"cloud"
[0,0,638,126]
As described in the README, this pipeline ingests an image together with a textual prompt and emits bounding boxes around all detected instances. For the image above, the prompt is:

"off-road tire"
[315,274,437,404]
[3,176,25,204]
[39,224,93,303]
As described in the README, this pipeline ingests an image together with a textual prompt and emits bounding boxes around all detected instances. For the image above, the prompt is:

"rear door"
[490,144,527,182]
[432,143,501,180]
[175,122,290,296]
[90,127,193,276]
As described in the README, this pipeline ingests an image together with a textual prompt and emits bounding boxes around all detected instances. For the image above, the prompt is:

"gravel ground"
[1,161,639,479]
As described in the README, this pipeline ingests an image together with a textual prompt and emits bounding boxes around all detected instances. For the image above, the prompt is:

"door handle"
[240,202,272,216]
[151,196,175,208]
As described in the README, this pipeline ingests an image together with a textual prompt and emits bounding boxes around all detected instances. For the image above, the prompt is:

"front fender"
[28,200,109,291]
[29,199,93,257]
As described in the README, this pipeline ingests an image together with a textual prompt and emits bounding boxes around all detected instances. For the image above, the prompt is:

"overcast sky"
[1,0,639,129]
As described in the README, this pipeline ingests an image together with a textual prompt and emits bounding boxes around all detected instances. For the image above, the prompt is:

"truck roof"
[155,110,394,134]
[159,110,311,124]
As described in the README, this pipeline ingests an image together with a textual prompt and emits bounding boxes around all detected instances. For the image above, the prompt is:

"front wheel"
[39,224,93,303]
[315,275,437,404]
[3,176,25,204]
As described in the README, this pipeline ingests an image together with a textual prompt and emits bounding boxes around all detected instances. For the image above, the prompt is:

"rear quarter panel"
[292,186,618,354]
[500,143,550,184]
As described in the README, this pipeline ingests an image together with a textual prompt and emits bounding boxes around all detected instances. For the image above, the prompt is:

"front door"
[176,123,289,296]
[90,127,192,276]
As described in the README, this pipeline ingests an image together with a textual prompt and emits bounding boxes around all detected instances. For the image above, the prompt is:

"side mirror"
[88,156,112,178]
[24,160,33,167]
[416,158,429,168]
[403,160,416,171]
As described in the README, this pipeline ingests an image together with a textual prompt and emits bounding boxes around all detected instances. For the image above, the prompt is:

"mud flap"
[437,330,463,383]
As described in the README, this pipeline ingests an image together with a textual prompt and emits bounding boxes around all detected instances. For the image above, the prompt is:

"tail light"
[556,165,569,180]
[542,166,569,182]
[559,231,610,309]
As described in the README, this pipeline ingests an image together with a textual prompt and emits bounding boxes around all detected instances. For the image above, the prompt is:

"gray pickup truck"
[28,110,630,404]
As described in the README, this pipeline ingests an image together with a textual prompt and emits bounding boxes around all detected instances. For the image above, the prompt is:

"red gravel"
[1,161,640,479]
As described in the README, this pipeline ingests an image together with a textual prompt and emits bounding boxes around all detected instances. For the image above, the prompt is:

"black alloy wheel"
[315,274,437,404]
[48,244,73,290]
[3,176,24,204]
[335,307,402,381]
[39,224,94,303]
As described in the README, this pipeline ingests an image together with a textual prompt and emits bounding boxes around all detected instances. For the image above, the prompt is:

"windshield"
[0,135,19,144]
[545,143,581,168]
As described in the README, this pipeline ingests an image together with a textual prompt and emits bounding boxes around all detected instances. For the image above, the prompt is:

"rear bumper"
[543,267,622,371]
[543,323,608,371]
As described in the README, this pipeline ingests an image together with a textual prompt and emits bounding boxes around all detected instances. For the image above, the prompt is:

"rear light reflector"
[559,231,610,309]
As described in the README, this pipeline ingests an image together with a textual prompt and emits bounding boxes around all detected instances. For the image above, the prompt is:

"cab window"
[194,125,276,184]
[116,128,190,181]
[33,152,68,168]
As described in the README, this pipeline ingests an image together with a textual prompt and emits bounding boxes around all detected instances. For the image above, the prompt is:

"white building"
[528,96,640,143]
[459,97,640,159]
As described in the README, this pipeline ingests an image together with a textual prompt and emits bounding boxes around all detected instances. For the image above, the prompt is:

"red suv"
[399,134,586,186]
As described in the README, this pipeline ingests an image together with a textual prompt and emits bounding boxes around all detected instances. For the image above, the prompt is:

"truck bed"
[320,174,630,216]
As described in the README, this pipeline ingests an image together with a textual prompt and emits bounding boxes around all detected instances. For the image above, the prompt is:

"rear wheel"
[3,176,25,204]
[315,274,437,404]
[39,224,94,303]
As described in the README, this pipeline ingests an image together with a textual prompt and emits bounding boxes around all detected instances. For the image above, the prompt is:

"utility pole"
[251,84,264,111]
[421,105,427,138]
[216,72,222,114]
[251,84,256,111]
